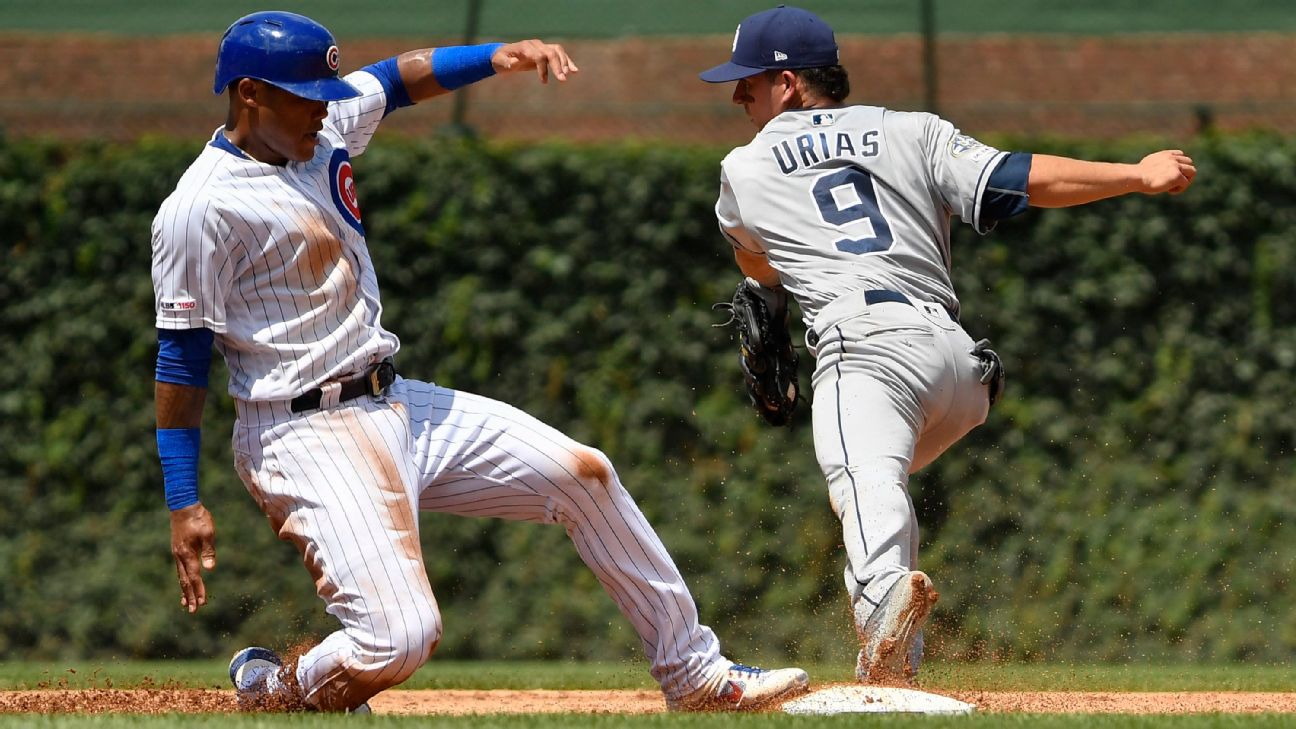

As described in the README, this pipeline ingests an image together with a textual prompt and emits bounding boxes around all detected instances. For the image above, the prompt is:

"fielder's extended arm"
[1027,150,1196,208]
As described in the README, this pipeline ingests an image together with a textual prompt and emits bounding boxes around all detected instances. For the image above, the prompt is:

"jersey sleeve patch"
[948,134,996,164]
[159,296,198,312]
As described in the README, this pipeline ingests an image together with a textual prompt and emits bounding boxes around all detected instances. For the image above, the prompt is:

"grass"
[5,659,1296,692]
[3,660,1295,728]
[0,660,656,691]
[2,0,1296,37]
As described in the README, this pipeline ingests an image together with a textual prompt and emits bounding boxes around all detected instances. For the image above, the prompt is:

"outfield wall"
[1,33,1294,144]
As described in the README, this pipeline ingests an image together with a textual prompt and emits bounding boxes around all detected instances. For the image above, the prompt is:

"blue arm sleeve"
[432,43,504,90]
[156,328,214,388]
[360,56,414,117]
[982,152,1033,221]
[157,428,201,510]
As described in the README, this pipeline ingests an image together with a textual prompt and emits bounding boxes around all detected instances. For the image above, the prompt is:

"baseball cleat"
[855,571,939,685]
[229,646,283,703]
[667,662,810,711]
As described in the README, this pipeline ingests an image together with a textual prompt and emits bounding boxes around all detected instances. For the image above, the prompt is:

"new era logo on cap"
[699,5,840,83]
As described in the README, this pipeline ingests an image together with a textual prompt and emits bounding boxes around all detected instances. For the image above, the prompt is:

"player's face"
[732,71,789,129]
[249,82,329,164]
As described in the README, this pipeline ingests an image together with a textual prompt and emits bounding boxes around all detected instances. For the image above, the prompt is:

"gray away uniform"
[716,105,1022,621]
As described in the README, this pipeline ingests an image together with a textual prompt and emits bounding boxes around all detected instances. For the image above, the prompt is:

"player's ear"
[779,70,800,106]
[234,78,262,108]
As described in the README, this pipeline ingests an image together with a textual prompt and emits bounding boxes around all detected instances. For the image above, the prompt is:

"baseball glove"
[714,278,801,426]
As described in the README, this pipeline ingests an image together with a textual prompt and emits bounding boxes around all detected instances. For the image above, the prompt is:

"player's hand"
[170,503,216,614]
[492,40,579,84]
[1137,149,1196,195]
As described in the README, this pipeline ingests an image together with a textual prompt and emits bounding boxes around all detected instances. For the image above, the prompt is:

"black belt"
[860,289,958,319]
[290,358,396,413]
[807,290,956,347]
[863,289,911,307]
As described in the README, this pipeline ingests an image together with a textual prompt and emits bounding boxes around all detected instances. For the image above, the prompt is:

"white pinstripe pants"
[233,377,723,711]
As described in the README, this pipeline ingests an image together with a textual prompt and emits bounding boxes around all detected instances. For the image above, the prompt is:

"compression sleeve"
[156,328,214,388]
[360,56,414,116]
[432,44,503,90]
[982,152,1033,221]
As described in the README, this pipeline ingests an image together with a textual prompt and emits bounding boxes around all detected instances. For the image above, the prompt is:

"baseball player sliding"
[700,6,1195,685]
[152,11,807,713]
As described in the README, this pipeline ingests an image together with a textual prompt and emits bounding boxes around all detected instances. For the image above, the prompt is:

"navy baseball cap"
[699,5,839,83]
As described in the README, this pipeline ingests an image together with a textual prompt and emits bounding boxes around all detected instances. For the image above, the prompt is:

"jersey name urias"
[716,106,1008,328]
[152,70,397,401]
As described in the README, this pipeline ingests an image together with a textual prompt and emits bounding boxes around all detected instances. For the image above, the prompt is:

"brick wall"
[2,32,1293,143]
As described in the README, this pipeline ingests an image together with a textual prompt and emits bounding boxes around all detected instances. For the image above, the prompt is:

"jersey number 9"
[812,168,894,255]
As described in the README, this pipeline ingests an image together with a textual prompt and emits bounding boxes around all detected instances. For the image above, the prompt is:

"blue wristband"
[157,428,201,511]
[432,43,503,90]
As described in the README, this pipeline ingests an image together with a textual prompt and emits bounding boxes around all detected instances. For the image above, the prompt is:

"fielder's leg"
[809,310,939,683]
[811,318,926,609]
[810,303,991,683]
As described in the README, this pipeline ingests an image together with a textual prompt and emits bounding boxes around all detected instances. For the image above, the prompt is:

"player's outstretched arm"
[396,40,578,103]
[1027,150,1196,208]
[157,380,216,614]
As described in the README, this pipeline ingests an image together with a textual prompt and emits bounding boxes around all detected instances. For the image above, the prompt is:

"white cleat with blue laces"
[667,662,809,711]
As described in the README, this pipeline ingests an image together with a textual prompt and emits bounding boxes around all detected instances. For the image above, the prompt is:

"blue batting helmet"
[213,11,360,101]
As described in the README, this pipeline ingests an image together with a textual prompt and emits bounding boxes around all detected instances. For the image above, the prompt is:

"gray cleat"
[855,571,939,684]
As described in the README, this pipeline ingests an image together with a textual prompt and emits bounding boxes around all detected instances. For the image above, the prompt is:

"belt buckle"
[368,359,395,397]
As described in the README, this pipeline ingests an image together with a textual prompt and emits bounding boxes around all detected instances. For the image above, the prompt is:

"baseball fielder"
[153,11,807,713]
[699,5,1195,684]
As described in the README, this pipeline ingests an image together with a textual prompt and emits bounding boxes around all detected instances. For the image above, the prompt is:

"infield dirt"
[4,688,1296,714]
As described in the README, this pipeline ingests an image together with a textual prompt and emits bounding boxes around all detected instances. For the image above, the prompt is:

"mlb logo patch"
[160,297,197,312]
[812,112,836,126]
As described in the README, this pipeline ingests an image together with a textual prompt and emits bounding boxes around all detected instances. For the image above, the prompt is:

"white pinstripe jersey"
[151,70,396,401]
[716,106,1007,328]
